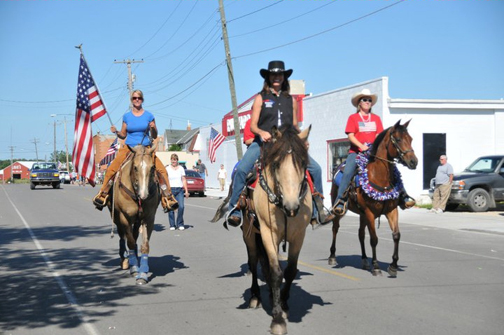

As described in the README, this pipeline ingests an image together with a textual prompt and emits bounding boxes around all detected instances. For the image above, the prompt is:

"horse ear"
[394,119,401,129]
[146,145,156,156]
[403,119,412,128]
[298,125,311,141]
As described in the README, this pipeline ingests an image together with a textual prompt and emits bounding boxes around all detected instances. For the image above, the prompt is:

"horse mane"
[263,124,308,175]
[370,127,390,158]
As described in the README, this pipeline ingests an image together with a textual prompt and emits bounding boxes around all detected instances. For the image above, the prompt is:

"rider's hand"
[110,125,117,133]
[360,144,369,152]
[261,131,272,143]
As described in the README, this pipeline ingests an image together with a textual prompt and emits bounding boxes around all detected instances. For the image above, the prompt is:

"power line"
[227,0,284,23]
[235,0,405,59]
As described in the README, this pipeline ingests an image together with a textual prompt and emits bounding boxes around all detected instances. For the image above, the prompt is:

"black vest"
[257,91,293,134]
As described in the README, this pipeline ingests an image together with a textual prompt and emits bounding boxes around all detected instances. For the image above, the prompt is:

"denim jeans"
[229,141,325,210]
[168,187,185,228]
[335,152,357,202]
[229,142,261,210]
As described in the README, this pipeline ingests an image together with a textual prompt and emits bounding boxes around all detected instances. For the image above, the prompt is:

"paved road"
[1,183,503,335]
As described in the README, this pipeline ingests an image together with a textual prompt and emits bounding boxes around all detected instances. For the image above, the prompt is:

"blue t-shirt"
[123,110,155,146]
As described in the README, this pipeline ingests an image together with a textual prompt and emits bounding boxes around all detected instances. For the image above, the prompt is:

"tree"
[168,144,182,151]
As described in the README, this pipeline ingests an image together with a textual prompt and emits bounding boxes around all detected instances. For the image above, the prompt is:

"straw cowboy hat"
[351,88,378,107]
[260,60,293,79]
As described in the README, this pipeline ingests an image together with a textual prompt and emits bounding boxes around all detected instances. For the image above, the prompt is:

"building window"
[327,139,350,181]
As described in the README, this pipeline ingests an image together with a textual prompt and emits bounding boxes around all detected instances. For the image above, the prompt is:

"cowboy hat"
[351,88,378,107]
[260,60,293,79]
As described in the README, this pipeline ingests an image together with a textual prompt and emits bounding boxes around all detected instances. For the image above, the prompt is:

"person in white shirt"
[166,154,189,230]
[217,164,227,191]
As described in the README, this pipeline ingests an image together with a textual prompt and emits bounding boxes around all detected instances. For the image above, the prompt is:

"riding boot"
[158,173,179,213]
[399,191,416,210]
[92,182,112,211]
[331,198,347,217]
[313,192,335,225]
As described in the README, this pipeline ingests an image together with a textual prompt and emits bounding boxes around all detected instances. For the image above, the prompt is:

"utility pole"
[53,120,57,165]
[219,0,242,160]
[9,146,14,183]
[31,138,39,162]
[114,59,144,108]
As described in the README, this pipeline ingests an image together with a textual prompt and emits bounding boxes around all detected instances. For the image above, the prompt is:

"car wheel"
[53,183,61,189]
[199,191,205,197]
[467,188,490,212]
[445,203,459,211]
[30,182,35,190]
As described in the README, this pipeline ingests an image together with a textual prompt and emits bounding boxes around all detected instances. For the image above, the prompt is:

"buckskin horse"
[329,120,417,277]
[107,144,160,285]
[240,124,312,335]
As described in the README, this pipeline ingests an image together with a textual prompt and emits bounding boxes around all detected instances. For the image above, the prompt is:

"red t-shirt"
[345,113,383,153]
[243,119,254,145]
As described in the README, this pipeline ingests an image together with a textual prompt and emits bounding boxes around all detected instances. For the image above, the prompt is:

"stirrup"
[92,193,109,211]
[331,199,347,217]
[224,205,242,229]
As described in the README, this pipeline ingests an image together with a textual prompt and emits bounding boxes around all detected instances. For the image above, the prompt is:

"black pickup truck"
[30,162,61,190]
[429,155,504,212]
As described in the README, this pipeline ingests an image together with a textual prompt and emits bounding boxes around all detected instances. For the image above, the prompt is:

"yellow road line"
[279,255,360,281]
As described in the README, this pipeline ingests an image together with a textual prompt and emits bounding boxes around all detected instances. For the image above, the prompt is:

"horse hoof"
[372,269,382,276]
[249,297,261,309]
[387,266,397,277]
[121,258,129,270]
[328,257,337,266]
[136,272,149,285]
[362,259,370,270]
[270,320,287,335]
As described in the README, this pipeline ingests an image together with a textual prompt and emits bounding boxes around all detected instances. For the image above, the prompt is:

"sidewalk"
[204,187,229,199]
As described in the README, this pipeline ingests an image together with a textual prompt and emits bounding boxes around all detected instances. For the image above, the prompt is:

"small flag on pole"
[99,138,119,166]
[208,127,225,163]
[72,54,107,187]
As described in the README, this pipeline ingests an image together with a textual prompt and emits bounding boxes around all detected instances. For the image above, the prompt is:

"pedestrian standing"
[217,164,227,191]
[197,159,208,188]
[431,155,454,213]
[166,154,189,230]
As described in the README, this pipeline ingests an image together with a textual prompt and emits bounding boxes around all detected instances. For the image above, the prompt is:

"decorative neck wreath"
[355,148,404,201]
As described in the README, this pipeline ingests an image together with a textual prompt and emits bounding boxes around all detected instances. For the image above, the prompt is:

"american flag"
[99,138,119,166]
[208,127,225,163]
[72,54,107,187]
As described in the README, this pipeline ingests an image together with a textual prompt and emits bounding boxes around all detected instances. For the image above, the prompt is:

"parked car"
[59,171,71,184]
[30,162,61,190]
[429,155,504,212]
[184,169,205,197]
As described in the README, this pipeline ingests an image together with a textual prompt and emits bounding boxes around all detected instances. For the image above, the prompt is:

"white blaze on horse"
[107,144,160,285]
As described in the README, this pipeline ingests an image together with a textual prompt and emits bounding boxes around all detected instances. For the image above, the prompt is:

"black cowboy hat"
[260,60,293,79]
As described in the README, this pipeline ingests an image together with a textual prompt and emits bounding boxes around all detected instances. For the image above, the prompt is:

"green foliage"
[168,144,182,151]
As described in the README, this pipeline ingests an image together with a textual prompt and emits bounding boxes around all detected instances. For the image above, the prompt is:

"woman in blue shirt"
[93,90,177,212]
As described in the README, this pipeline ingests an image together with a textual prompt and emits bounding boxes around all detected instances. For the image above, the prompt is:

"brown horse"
[242,125,312,335]
[107,144,160,285]
[329,120,417,277]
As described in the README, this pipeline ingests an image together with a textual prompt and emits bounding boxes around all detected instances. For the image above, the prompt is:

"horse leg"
[119,238,129,270]
[385,209,400,277]
[242,220,262,308]
[365,212,381,276]
[260,231,287,335]
[136,221,153,285]
[328,217,340,266]
[358,215,370,270]
[281,230,306,319]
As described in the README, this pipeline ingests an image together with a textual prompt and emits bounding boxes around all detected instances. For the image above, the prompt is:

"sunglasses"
[131,97,143,101]
[361,98,373,103]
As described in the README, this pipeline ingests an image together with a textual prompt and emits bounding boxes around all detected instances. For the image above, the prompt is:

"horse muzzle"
[282,203,300,217]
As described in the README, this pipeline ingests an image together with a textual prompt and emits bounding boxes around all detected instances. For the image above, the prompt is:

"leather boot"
[313,192,335,225]
[399,192,416,210]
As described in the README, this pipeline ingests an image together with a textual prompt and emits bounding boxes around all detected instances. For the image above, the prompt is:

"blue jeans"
[168,187,185,228]
[229,141,324,210]
[335,152,357,202]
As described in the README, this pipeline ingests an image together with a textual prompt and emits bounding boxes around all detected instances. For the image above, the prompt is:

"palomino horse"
[107,145,160,285]
[242,125,312,335]
[329,120,417,277]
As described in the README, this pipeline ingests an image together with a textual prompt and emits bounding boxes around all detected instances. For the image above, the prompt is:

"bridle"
[258,148,309,216]
[373,128,414,167]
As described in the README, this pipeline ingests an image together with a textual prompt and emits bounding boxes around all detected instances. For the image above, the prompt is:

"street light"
[51,114,73,172]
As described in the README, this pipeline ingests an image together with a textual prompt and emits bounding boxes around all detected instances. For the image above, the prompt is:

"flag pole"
[75,44,115,128]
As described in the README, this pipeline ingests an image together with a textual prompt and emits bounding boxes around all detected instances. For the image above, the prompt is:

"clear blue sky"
[1,0,503,161]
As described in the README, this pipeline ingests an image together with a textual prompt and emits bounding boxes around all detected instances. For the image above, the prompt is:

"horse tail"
[330,179,338,207]
[210,185,233,222]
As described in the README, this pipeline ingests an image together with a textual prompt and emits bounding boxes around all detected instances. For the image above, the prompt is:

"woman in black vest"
[226,60,333,227]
